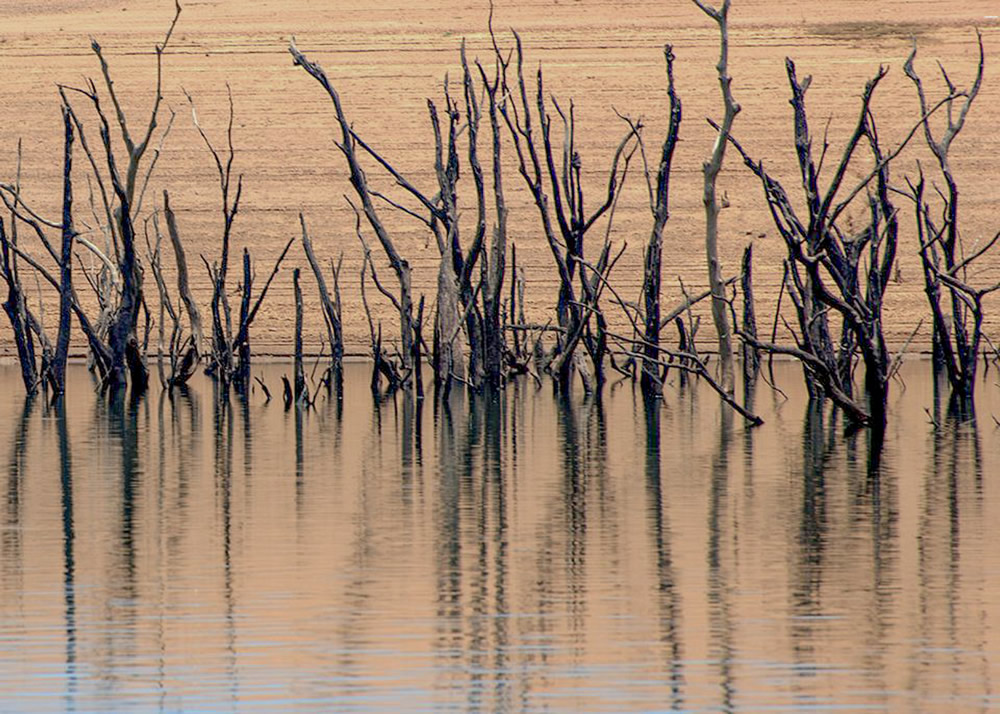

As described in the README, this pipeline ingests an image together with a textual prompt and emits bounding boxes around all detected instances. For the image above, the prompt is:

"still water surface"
[0,362,998,712]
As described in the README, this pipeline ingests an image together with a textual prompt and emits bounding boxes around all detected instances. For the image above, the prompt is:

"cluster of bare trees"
[288,3,762,425]
[0,0,996,436]
[0,3,185,401]
[0,3,294,406]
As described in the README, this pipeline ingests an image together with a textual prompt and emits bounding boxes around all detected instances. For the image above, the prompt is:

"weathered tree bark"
[163,190,202,357]
[146,217,181,388]
[471,47,508,388]
[640,45,682,399]
[427,96,467,393]
[51,105,76,399]
[292,268,307,406]
[740,243,759,384]
[102,121,146,394]
[694,0,739,398]
[0,214,37,395]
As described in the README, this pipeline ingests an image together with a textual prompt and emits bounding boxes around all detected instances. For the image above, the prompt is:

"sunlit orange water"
[0,361,997,711]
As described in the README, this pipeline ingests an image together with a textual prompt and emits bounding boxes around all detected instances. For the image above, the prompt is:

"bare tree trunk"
[694,0,739,397]
[640,45,682,399]
[293,267,307,406]
[300,214,343,393]
[51,105,76,399]
[428,96,466,392]
[0,215,37,395]
[470,46,508,388]
[234,250,252,392]
[740,243,759,384]
[291,43,416,378]
[434,256,464,394]
[163,190,202,357]
[107,155,145,394]
[229,237,293,396]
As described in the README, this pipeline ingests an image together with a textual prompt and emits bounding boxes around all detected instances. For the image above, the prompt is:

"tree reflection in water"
[0,363,997,711]
[642,391,683,708]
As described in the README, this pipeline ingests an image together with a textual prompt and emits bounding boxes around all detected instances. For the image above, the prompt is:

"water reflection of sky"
[0,361,997,712]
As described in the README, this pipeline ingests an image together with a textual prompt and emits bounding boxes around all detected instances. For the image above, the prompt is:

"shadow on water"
[555,390,594,660]
[794,400,833,617]
[434,390,465,668]
[474,389,510,711]
[788,398,837,701]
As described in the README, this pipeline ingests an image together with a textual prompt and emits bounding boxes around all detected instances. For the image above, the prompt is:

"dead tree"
[144,193,199,389]
[187,87,242,389]
[904,32,996,411]
[290,42,419,390]
[359,237,409,398]
[694,0,739,397]
[724,61,899,428]
[163,190,201,384]
[0,143,38,394]
[146,213,179,386]
[494,29,636,392]
[51,106,76,397]
[469,41,510,388]
[427,86,472,392]
[740,243,760,384]
[0,211,38,394]
[290,267,308,407]
[186,87,293,396]
[506,242,530,369]
[0,104,107,400]
[300,214,344,396]
[49,1,183,395]
[627,45,682,399]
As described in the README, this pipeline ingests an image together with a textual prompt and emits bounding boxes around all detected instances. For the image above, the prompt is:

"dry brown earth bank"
[1,0,998,356]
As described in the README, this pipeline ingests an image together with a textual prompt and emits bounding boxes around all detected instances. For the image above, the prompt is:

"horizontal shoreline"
[0,350,951,366]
